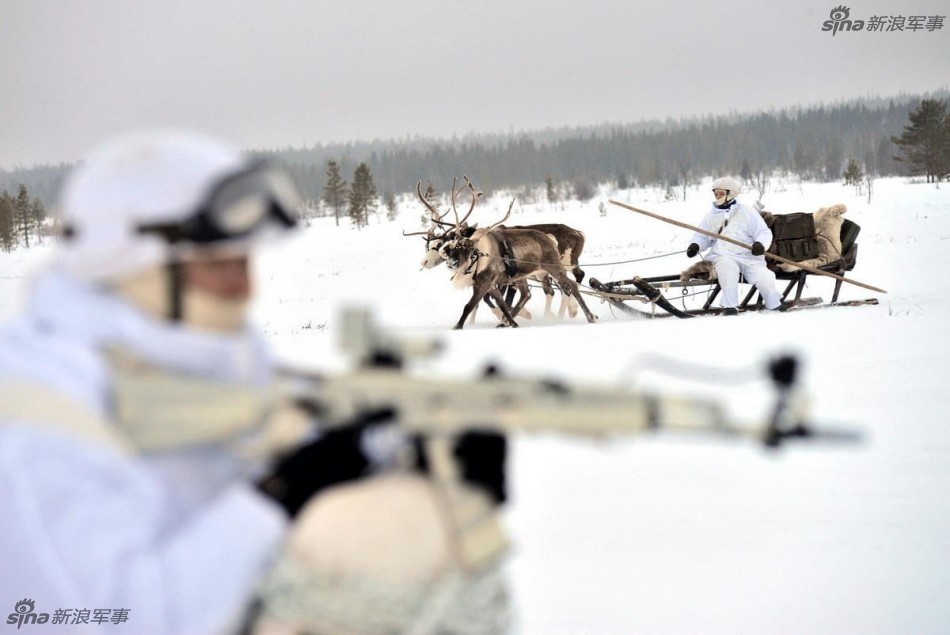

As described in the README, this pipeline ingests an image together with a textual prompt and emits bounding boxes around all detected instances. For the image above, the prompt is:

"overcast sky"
[1,0,947,170]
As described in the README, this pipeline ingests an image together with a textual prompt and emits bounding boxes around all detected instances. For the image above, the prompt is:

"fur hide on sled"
[679,261,717,283]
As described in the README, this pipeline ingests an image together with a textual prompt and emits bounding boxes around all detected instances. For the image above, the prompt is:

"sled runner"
[590,204,881,318]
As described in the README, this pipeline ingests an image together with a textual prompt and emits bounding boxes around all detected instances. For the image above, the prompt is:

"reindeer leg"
[488,287,519,328]
[499,284,530,320]
[548,278,574,319]
[514,281,533,320]
[561,285,580,319]
[509,281,533,319]
[467,292,494,325]
[553,273,598,323]
[455,288,488,330]
[569,294,580,318]
[557,287,569,319]
[482,294,504,322]
[556,268,580,318]
[505,286,517,309]
[573,235,586,284]
[563,267,580,318]
[573,264,586,284]
[540,275,558,319]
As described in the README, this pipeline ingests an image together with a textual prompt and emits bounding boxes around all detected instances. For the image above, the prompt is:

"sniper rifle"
[280,308,861,450]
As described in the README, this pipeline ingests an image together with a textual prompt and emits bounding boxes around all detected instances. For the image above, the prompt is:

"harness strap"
[463,250,484,276]
[497,237,518,277]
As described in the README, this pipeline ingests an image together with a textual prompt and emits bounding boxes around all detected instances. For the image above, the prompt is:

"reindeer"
[495,223,586,318]
[406,178,589,321]
[514,224,585,284]
[440,223,598,330]
[404,178,534,324]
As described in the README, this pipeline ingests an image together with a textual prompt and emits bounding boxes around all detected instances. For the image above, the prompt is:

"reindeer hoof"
[495,323,510,328]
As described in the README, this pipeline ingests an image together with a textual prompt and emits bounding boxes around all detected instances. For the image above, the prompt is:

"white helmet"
[57,129,299,282]
[711,176,741,203]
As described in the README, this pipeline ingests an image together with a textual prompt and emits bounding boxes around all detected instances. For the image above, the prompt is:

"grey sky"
[1,0,947,170]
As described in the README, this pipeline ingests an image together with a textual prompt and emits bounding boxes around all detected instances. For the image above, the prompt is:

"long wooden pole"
[607,199,887,295]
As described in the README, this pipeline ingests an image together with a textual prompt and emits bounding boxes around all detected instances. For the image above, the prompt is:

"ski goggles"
[138,159,300,245]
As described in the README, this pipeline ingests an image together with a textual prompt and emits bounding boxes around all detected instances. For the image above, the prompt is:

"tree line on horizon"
[260,93,949,206]
[1,91,948,247]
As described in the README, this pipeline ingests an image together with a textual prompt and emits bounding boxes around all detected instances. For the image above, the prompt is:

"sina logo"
[822,5,865,35]
[6,599,49,629]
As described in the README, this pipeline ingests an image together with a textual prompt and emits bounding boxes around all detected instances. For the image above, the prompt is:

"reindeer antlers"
[487,198,515,230]
[408,176,498,237]
[415,180,455,229]
[450,175,482,230]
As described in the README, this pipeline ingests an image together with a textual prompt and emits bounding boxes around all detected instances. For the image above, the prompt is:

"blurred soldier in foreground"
[0,130,510,634]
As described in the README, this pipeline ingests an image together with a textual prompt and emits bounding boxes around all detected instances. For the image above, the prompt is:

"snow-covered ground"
[2,176,948,634]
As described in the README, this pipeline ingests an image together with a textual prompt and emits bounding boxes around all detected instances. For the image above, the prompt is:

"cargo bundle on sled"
[589,203,882,318]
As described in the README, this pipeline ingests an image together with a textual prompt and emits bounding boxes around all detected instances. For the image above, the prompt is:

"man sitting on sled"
[686,176,783,315]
